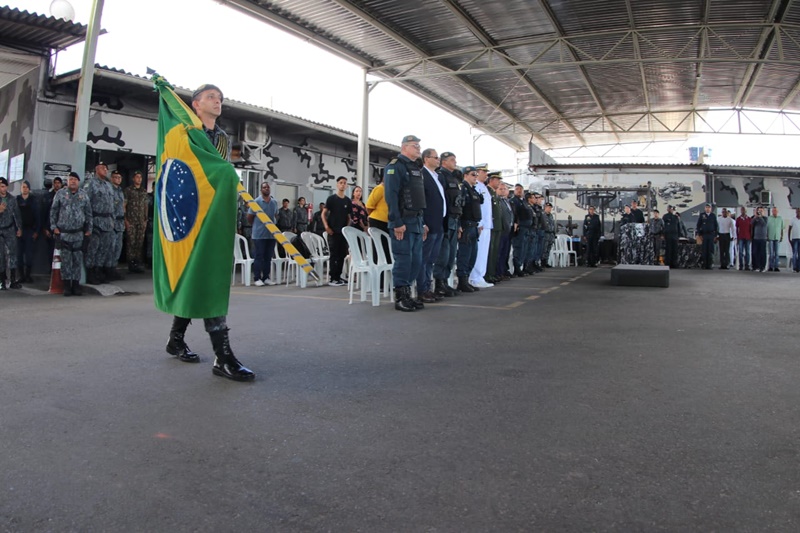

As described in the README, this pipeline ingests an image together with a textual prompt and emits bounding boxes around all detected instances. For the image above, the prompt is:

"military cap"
[0,177,7,186]
[401,135,421,144]
[68,171,81,181]
[705,203,712,207]
[487,171,501,180]
[192,83,223,102]
[462,166,478,174]
[545,202,553,207]
[524,192,534,199]
[667,205,675,210]
[475,163,489,171]
[440,151,455,160]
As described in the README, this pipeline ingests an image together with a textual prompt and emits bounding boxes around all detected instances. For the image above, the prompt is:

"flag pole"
[237,184,320,283]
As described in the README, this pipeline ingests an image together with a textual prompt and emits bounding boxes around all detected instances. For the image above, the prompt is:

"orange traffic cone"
[49,248,64,294]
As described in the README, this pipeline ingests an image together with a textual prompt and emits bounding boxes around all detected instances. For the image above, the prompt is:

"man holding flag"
[153,77,254,382]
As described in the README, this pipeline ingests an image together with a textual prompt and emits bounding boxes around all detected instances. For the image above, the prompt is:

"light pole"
[472,131,490,164]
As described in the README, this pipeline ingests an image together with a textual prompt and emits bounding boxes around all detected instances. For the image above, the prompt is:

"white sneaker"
[472,279,493,288]
[264,279,277,286]
[254,279,265,287]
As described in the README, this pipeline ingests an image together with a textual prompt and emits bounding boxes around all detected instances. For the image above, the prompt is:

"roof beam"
[734,0,792,108]
[438,0,583,146]
[537,0,620,144]
[324,0,543,149]
[691,0,712,111]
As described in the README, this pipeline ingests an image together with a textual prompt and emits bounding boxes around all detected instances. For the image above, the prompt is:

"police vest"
[390,158,426,217]
[440,169,463,217]
[460,182,483,221]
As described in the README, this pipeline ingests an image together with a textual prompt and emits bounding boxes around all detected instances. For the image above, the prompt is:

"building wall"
[0,66,38,193]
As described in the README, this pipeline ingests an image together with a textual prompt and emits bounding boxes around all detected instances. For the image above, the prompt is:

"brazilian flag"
[152,76,237,318]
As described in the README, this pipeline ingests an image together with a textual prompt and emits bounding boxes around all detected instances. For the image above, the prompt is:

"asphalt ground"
[1,266,799,531]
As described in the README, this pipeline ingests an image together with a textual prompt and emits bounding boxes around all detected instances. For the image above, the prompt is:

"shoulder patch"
[387,169,395,175]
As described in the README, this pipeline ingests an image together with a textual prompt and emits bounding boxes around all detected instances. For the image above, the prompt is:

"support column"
[72,0,105,178]
[357,67,370,193]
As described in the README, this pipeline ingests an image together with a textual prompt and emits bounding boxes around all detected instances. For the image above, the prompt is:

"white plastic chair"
[342,226,382,306]
[280,231,309,288]
[302,231,330,283]
[553,234,577,267]
[367,227,394,300]
[232,234,254,286]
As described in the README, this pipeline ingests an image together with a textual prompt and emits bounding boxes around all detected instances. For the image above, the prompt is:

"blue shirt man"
[248,181,278,285]
[384,135,425,311]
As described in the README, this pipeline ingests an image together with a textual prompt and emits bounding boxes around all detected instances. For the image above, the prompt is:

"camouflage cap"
[401,135,421,144]
[193,84,223,102]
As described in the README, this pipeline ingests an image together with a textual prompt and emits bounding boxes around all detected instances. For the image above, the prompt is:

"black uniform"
[662,212,680,268]
[696,210,719,269]
[631,208,645,224]
[433,167,463,289]
[583,213,601,267]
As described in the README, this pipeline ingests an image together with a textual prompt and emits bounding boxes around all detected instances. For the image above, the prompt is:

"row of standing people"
[0,163,151,294]
[696,205,799,272]
[380,135,558,312]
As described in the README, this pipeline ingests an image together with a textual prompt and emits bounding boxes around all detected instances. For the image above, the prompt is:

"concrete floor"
[1,266,799,531]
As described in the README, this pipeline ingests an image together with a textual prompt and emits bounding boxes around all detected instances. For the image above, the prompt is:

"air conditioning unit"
[242,121,268,145]
[760,190,772,205]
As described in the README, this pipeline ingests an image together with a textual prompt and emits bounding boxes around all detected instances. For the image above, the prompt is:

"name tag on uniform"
[387,169,395,174]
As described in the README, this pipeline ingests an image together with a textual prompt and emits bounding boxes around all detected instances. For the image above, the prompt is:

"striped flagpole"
[237,183,319,283]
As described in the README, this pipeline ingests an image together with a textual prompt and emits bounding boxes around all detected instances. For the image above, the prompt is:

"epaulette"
[389,158,397,165]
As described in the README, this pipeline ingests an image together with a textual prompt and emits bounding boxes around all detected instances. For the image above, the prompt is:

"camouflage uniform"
[111,183,125,265]
[0,192,22,276]
[85,175,115,268]
[124,184,149,264]
[50,188,92,281]
[542,210,557,265]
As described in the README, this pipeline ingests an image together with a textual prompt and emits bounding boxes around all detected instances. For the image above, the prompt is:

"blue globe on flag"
[157,158,199,242]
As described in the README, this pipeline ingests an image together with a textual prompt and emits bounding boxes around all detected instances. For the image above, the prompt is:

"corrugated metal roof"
[222,0,800,152]
[0,6,88,55]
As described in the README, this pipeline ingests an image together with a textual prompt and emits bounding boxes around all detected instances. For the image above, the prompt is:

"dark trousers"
[752,239,767,271]
[253,238,276,281]
[433,219,459,280]
[718,234,731,268]
[586,234,600,266]
[496,231,511,276]
[416,231,443,293]
[456,225,479,278]
[486,229,501,278]
[17,229,35,268]
[701,234,715,269]
[512,225,531,272]
[664,236,679,268]
[328,231,348,282]
[391,230,423,288]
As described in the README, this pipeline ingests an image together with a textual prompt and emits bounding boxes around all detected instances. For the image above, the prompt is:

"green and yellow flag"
[152,75,237,318]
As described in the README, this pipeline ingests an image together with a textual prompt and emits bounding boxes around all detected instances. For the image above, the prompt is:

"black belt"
[0,223,14,230]
[93,212,112,217]
[115,216,125,221]
[462,220,478,227]
[448,213,461,219]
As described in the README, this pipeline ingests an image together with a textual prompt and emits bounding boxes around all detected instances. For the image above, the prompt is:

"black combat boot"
[72,280,83,296]
[436,278,458,297]
[457,276,475,293]
[23,266,33,283]
[394,286,416,312]
[210,328,255,382]
[9,270,21,289]
[104,266,123,281]
[63,279,72,296]
[85,267,98,285]
[166,317,200,363]
[0,272,6,290]
[412,291,426,309]
[128,260,145,274]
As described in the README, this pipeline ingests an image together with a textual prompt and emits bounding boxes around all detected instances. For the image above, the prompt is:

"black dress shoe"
[213,358,256,382]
